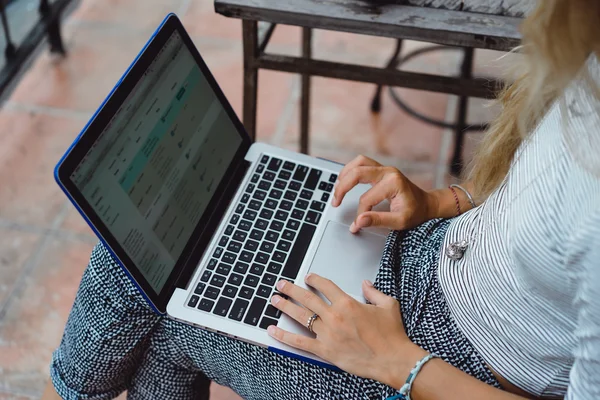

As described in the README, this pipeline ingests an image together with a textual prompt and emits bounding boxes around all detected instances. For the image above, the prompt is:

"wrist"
[379,340,429,390]
[425,189,443,220]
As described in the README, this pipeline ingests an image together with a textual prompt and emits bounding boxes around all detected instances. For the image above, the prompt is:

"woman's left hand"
[267,274,427,389]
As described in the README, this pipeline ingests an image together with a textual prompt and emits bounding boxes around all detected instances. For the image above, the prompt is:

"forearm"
[427,181,476,220]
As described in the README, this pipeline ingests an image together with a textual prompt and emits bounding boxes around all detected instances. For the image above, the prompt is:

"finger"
[276,280,328,316]
[332,166,386,207]
[271,295,320,332]
[354,211,409,231]
[267,325,321,354]
[304,273,347,304]
[350,181,395,233]
[362,280,397,308]
[337,155,380,183]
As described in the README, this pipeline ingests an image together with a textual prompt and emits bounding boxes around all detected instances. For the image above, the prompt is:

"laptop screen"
[70,30,243,294]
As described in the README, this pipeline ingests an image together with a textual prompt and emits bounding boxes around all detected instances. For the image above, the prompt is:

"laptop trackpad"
[307,221,387,302]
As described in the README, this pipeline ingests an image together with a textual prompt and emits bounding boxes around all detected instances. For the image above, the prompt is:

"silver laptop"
[54,14,389,367]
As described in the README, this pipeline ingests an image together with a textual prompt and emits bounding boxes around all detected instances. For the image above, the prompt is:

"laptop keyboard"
[187,155,337,330]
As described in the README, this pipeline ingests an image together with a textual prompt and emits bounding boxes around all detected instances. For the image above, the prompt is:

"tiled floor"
[0,0,506,398]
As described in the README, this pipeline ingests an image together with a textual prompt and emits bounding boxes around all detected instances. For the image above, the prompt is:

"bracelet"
[386,354,438,400]
[449,184,477,209]
[449,186,462,216]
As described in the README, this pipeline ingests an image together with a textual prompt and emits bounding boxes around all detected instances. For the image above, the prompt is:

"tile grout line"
[0,202,71,320]
[269,75,301,147]
[434,95,459,189]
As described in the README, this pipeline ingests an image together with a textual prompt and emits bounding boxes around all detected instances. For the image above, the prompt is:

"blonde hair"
[468,0,600,201]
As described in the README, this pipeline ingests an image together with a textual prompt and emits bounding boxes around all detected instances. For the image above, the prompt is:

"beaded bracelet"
[386,354,438,400]
[449,186,462,216]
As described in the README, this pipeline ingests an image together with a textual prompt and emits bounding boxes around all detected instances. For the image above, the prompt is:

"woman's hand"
[267,274,427,389]
[332,155,439,233]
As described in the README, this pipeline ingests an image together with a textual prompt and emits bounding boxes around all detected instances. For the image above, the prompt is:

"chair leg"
[370,39,403,113]
[300,27,312,154]
[242,20,259,141]
[450,47,475,177]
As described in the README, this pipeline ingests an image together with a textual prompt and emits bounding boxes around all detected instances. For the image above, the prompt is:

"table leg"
[450,47,474,177]
[242,20,259,141]
[300,27,312,154]
[370,39,403,113]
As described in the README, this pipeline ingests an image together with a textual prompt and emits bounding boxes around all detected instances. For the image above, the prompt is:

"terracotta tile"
[0,228,41,308]
[211,383,243,400]
[0,392,32,400]
[0,237,94,396]
[10,23,151,112]
[182,0,242,40]
[59,204,95,238]
[314,30,396,67]
[283,77,448,165]
[0,110,83,227]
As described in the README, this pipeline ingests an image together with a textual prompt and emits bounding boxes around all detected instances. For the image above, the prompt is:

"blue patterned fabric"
[50,219,498,399]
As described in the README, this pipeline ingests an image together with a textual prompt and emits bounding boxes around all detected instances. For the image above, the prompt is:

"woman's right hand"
[332,155,439,233]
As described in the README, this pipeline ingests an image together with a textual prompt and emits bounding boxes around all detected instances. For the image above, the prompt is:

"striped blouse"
[438,55,600,399]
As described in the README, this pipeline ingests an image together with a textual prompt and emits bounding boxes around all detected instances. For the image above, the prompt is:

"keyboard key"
[207,258,218,270]
[305,169,322,190]
[318,182,334,193]
[222,252,236,264]
[217,263,232,276]
[259,209,274,219]
[249,200,262,211]
[256,164,264,173]
[256,219,269,230]
[265,199,278,209]
[244,274,260,287]
[292,165,309,182]
[273,251,286,263]
[188,295,200,308]
[240,251,253,263]
[289,181,301,191]
[240,194,250,204]
[267,262,282,274]
[259,317,279,330]
[275,210,288,221]
[244,240,259,251]
[318,181,329,191]
[251,174,260,183]
[230,214,240,224]
[284,190,297,201]
[240,286,254,300]
[326,183,334,192]
[269,189,283,200]
[210,274,226,287]
[233,230,248,242]
[292,209,305,220]
[238,220,252,231]
[279,170,292,180]
[244,297,267,326]
[225,225,235,235]
[266,231,279,242]
[229,298,250,321]
[236,204,245,214]
[282,229,296,241]
[245,183,255,193]
[283,161,296,171]
[227,241,242,253]
[274,180,287,190]
[310,201,326,212]
[253,190,267,201]
[282,224,316,279]
[277,240,292,252]
[321,193,330,202]
[263,171,276,181]
[270,220,284,231]
[296,199,309,210]
[286,219,300,230]
[267,157,282,172]
[198,298,214,312]
[258,180,271,191]
[329,173,338,183]
[234,262,249,274]
[223,285,238,298]
[201,270,211,282]
[280,200,293,211]
[265,304,282,319]
[261,155,270,164]
[300,189,313,200]
[213,297,233,317]
[228,273,244,286]
[250,229,264,241]
[255,252,269,264]
[243,210,257,221]
[260,241,275,253]
[205,286,220,300]
[257,285,272,298]
[306,211,321,225]
[219,236,228,247]
[250,263,265,275]
[213,247,224,258]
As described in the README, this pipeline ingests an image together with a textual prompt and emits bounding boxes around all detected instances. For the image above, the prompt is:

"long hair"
[467,0,600,201]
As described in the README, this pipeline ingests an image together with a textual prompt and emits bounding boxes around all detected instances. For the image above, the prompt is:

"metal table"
[215,0,524,174]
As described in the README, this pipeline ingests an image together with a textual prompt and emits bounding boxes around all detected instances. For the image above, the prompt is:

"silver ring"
[306,313,319,334]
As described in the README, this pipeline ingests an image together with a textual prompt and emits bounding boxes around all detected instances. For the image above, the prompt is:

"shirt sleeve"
[566,214,600,399]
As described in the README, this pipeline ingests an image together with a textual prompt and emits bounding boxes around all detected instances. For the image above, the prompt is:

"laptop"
[54,14,389,367]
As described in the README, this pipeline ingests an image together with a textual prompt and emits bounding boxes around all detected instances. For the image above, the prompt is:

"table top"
[215,0,524,51]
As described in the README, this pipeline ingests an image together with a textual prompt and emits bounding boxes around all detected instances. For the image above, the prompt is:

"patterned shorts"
[50,219,499,400]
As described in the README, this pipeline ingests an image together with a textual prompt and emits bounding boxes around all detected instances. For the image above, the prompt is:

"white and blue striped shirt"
[438,55,600,399]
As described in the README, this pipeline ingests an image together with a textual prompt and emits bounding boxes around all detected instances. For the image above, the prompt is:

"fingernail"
[364,280,373,287]
[276,280,286,290]
[271,295,281,305]
[349,222,358,233]
[267,325,277,336]
[331,195,338,207]
[304,273,313,282]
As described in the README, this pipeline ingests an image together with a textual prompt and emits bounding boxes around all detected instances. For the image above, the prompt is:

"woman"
[46,0,600,399]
